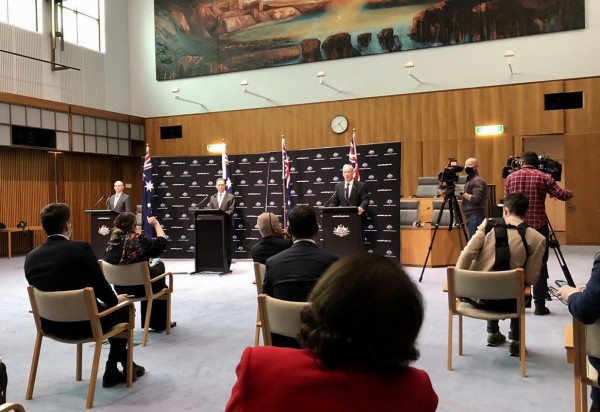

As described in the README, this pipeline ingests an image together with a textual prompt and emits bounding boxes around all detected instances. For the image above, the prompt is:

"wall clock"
[330,115,349,134]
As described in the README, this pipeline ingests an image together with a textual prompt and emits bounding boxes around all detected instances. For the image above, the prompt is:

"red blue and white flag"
[349,130,360,181]
[142,144,155,236]
[282,136,292,219]
[222,143,233,194]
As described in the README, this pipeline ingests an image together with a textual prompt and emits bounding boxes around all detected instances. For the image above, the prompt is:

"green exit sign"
[475,125,504,135]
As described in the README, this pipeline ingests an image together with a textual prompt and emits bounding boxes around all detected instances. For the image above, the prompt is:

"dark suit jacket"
[225,346,439,412]
[207,191,235,215]
[249,236,293,264]
[108,193,131,213]
[330,180,369,210]
[263,240,339,302]
[24,236,119,335]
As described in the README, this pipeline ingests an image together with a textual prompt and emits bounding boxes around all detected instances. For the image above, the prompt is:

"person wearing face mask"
[24,203,145,388]
[457,158,487,239]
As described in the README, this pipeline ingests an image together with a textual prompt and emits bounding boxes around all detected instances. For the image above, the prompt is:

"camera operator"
[456,158,487,239]
[504,151,573,315]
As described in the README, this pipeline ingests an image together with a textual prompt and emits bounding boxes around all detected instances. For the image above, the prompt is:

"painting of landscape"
[154,0,585,80]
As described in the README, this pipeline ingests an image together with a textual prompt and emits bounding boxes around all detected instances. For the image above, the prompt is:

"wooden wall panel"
[564,133,600,245]
[564,78,600,133]
[512,81,564,136]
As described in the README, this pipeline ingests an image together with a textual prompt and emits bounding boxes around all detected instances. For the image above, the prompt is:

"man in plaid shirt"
[504,151,573,315]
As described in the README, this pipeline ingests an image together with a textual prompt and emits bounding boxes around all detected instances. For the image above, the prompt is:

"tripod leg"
[418,198,446,282]
[450,196,469,249]
[548,220,575,287]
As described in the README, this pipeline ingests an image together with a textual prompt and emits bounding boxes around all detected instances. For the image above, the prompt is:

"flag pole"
[281,134,286,225]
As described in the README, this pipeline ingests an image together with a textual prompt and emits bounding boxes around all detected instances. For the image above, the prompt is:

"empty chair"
[257,294,310,346]
[400,200,419,226]
[253,262,266,346]
[26,286,134,409]
[99,260,173,347]
[446,267,527,377]
[431,200,452,226]
[414,177,441,198]
[573,318,600,412]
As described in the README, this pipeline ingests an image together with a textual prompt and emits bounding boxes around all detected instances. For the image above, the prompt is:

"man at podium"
[207,178,236,268]
[329,164,369,215]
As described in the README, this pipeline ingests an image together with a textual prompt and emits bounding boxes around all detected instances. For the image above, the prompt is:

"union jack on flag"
[142,144,155,236]
[349,130,360,181]
[282,136,292,218]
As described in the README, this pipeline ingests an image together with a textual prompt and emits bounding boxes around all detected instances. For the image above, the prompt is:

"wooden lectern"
[189,208,230,275]
[320,206,363,256]
[84,210,118,259]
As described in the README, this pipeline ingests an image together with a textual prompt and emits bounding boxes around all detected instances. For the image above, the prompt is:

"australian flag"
[349,130,360,181]
[222,143,233,193]
[142,145,155,236]
[282,137,292,220]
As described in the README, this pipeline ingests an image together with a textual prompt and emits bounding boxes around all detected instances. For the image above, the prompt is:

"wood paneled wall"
[0,147,141,254]
[145,77,600,245]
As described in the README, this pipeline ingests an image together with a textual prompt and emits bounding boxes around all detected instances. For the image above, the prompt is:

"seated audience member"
[104,212,174,332]
[249,212,292,264]
[225,253,438,412]
[24,203,144,387]
[455,192,546,355]
[263,205,338,347]
[558,253,600,412]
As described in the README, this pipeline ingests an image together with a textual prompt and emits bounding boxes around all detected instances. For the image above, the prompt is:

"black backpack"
[484,217,530,271]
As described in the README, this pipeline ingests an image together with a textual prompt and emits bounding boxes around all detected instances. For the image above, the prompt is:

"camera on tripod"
[437,158,464,189]
[501,155,563,181]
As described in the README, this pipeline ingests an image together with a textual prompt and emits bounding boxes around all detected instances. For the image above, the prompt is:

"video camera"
[502,155,563,181]
[438,157,464,188]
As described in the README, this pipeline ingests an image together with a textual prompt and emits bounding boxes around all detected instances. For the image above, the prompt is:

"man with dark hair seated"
[226,253,438,412]
[262,205,339,347]
[24,203,145,388]
[455,192,546,355]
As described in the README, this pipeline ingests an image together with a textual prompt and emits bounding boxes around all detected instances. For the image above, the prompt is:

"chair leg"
[76,343,83,381]
[447,312,453,371]
[142,299,153,347]
[86,342,102,409]
[520,315,526,378]
[574,377,582,412]
[458,315,463,356]
[25,332,43,400]
[582,384,588,412]
[165,293,172,336]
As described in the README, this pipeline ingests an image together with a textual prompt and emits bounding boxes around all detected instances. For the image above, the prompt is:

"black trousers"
[114,262,168,331]
[533,225,550,306]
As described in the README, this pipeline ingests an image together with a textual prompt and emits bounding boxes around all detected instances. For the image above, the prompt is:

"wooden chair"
[447,267,527,377]
[98,260,173,347]
[0,403,25,412]
[257,293,310,346]
[573,318,600,412]
[26,286,134,409]
[253,262,266,346]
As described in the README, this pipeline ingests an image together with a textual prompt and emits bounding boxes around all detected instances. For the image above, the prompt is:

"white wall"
[127,0,600,118]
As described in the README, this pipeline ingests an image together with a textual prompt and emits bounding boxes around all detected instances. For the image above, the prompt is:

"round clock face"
[330,115,348,134]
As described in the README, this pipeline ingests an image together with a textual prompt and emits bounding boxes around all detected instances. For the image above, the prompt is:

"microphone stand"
[89,195,106,210]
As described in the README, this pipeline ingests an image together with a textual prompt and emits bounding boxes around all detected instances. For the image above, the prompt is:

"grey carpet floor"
[1,245,598,411]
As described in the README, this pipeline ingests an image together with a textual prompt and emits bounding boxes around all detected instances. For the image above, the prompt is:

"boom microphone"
[323,190,338,207]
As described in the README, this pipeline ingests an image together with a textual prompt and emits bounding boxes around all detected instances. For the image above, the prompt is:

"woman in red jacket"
[226,253,438,412]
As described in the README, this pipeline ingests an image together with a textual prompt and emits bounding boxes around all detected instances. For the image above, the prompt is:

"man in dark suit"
[207,178,236,268]
[108,180,131,212]
[24,203,144,388]
[249,212,292,264]
[263,205,339,347]
[329,164,369,215]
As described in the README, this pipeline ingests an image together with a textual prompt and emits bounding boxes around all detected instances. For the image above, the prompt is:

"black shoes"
[103,361,145,387]
[152,321,177,333]
[534,305,550,316]
[102,362,125,388]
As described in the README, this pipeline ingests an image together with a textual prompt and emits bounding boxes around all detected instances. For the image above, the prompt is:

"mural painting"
[154,0,585,80]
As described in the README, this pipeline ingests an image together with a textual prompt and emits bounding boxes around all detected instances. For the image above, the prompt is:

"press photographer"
[455,158,487,239]
[504,151,573,316]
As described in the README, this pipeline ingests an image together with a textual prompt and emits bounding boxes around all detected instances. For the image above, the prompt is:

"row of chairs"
[400,199,455,227]
[25,261,174,409]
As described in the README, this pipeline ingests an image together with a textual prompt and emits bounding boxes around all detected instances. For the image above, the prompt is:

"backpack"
[484,217,530,271]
